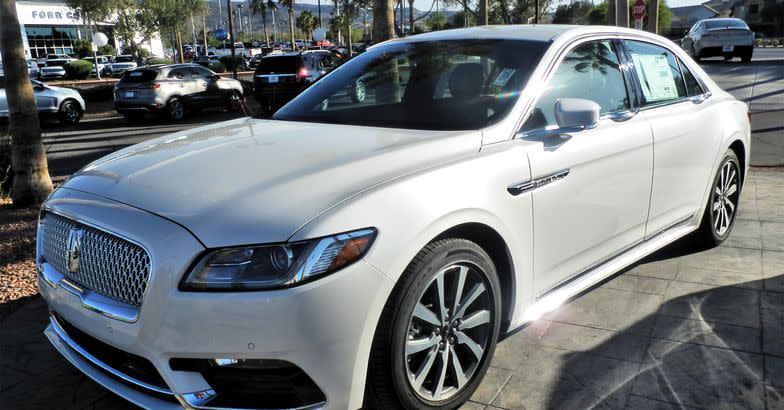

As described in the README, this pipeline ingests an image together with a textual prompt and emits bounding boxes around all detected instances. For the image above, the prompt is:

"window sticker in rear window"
[631,54,678,103]
[493,68,516,86]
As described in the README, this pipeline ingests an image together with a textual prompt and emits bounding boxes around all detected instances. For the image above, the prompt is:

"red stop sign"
[632,0,646,20]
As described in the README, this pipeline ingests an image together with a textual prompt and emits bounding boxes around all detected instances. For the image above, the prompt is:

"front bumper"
[39,187,394,409]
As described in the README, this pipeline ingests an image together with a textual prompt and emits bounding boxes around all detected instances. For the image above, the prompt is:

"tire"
[165,97,186,121]
[227,91,242,112]
[57,99,82,125]
[351,79,367,103]
[723,55,733,61]
[741,53,752,63]
[365,238,501,409]
[256,96,274,115]
[695,149,742,246]
[692,45,702,61]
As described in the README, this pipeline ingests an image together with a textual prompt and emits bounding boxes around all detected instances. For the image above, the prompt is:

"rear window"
[46,61,67,67]
[704,19,748,29]
[120,69,159,83]
[115,56,135,62]
[257,56,302,74]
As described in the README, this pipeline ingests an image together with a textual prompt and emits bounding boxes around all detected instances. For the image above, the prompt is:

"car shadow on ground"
[542,239,782,409]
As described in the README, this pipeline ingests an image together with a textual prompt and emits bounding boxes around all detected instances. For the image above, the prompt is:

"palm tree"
[372,0,394,42]
[250,0,277,46]
[0,0,53,206]
[296,10,318,45]
[279,0,296,47]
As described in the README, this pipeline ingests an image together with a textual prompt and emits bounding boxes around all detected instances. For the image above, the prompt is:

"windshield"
[273,39,547,130]
[704,19,749,29]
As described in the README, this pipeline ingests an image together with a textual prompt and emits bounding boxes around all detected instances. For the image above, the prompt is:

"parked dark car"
[252,50,337,113]
[113,64,243,122]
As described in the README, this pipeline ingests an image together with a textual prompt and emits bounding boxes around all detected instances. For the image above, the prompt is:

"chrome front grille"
[40,213,151,307]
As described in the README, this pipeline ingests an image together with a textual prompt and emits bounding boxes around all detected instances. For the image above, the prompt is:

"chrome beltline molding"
[507,169,571,195]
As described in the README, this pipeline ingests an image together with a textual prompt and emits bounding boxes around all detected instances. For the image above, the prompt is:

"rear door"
[622,39,723,237]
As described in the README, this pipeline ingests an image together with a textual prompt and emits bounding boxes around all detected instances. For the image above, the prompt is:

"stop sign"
[632,0,646,20]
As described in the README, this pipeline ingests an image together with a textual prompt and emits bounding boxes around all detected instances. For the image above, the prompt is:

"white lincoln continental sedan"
[37,25,749,409]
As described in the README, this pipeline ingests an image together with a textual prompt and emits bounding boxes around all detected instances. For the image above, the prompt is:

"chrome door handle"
[607,110,637,122]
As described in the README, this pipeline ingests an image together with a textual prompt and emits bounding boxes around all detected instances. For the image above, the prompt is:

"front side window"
[625,40,687,106]
[522,40,629,130]
[273,39,548,130]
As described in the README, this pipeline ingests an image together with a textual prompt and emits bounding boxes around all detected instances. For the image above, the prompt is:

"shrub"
[64,84,115,102]
[771,39,781,46]
[208,61,227,73]
[754,39,762,47]
[146,58,173,65]
[0,133,11,199]
[64,60,94,79]
[97,44,115,56]
[219,55,244,72]
[137,48,151,58]
[73,39,93,58]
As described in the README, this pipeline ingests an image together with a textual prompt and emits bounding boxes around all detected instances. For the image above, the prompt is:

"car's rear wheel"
[365,238,501,409]
[57,100,81,125]
[723,55,733,61]
[741,52,752,63]
[691,44,702,61]
[227,91,242,112]
[696,149,741,246]
[165,97,185,121]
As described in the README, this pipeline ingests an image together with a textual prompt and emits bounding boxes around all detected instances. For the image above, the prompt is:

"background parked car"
[682,18,754,62]
[0,76,85,125]
[113,63,244,122]
[39,54,75,80]
[252,50,337,113]
[81,56,111,76]
[110,55,138,75]
[27,60,40,79]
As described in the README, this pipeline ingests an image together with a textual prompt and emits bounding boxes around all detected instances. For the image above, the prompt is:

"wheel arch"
[728,139,746,184]
[59,97,83,114]
[431,222,517,331]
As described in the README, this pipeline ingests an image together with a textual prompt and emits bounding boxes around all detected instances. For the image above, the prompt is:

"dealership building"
[13,0,163,59]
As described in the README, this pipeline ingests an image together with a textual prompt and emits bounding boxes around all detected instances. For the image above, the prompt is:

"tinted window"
[115,56,135,62]
[258,56,302,73]
[0,76,4,89]
[192,67,215,79]
[704,19,748,29]
[273,39,547,130]
[678,59,704,96]
[168,68,189,79]
[625,40,687,105]
[121,69,159,83]
[522,40,629,130]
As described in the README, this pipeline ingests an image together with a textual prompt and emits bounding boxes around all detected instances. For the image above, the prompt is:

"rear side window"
[121,70,158,83]
[679,60,704,96]
[257,56,301,74]
[624,40,687,106]
[522,40,629,130]
[115,56,134,63]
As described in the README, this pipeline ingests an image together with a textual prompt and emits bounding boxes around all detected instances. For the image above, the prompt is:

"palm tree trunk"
[0,0,53,206]
[262,15,270,45]
[372,0,395,42]
[289,7,295,46]
[202,12,209,55]
[408,0,415,33]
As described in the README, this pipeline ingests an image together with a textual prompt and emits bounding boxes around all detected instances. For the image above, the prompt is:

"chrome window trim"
[48,313,174,395]
[39,208,155,313]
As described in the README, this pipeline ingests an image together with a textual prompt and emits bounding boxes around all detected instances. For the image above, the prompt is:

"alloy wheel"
[404,263,494,402]
[228,93,241,111]
[63,102,79,123]
[354,81,367,103]
[169,99,184,120]
[712,160,739,236]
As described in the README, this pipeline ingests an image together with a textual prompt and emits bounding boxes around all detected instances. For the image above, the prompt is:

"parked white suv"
[682,18,755,62]
[38,26,750,409]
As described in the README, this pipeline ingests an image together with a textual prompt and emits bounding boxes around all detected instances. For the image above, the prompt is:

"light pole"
[246,0,253,41]
[237,4,243,37]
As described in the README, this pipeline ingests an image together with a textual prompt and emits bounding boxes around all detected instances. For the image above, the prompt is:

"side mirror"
[554,98,600,131]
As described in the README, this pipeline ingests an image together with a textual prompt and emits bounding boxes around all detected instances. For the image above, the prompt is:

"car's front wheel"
[696,149,742,246]
[57,99,81,125]
[366,238,501,409]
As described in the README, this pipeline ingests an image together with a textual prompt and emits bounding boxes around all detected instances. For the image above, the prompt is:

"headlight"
[181,228,376,290]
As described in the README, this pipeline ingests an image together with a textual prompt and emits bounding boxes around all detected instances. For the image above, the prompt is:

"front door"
[519,39,654,295]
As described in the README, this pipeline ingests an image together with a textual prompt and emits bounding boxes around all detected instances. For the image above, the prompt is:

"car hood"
[61,118,481,247]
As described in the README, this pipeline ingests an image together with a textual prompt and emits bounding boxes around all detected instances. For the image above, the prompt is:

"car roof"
[390,24,665,44]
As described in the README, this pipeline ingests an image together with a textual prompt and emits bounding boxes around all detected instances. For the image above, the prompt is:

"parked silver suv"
[114,64,244,122]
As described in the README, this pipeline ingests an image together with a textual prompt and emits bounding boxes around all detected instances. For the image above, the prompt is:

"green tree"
[552,0,594,24]
[250,0,277,45]
[97,44,116,55]
[0,0,53,205]
[72,38,93,58]
[587,1,608,24]
[296,10,318,43]
[425,11,447,30]
[628,0,671,32]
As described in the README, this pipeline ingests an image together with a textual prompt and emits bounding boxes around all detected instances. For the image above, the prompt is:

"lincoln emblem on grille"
[66,228,84,274]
